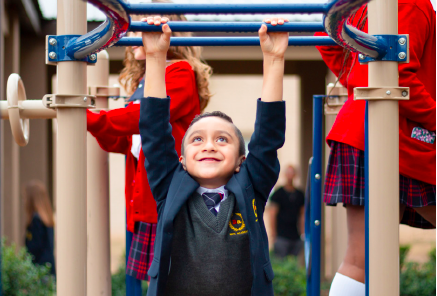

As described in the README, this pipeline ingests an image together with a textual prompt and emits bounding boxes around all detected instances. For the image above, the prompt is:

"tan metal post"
[10,14,21,248]
[367,0,399,294]
[55,0,87,295]
[87,50,111,295]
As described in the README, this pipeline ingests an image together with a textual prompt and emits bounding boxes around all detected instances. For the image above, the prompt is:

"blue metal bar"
[116,36,337,47]
[323,0,388,59]
[130,21,326,33]
[304,158,313,296]
[126,227,134,296]
[126,227,143,296]
[310,95,323,296]
[364,102,369,296]
[125,3,329,14]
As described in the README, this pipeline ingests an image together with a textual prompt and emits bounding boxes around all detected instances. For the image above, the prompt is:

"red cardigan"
[315,0,436,185]
[87,61,200,232]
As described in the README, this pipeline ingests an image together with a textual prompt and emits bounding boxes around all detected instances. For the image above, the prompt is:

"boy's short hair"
[181,111,246,156]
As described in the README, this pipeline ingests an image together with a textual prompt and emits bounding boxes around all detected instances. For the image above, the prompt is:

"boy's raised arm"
[142,16,171,98]
[245,19,288,199]
[259,18,289,102]
[139,17,180,205]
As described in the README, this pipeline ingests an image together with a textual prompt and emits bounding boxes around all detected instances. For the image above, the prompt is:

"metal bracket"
[325,96,348,115]
[42,94,96,109]
[354,87,410,101]
[88,86,121,97]
[46,35,98,65]
[358,34,409,64]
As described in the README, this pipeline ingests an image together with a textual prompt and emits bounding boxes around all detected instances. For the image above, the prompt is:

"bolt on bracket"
[43,94,96,109]
[358,34,409,64]
[46,35,98,66]
[354,87,410,101]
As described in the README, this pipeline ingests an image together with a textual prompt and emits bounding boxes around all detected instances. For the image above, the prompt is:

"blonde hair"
[24,180,55,228]
[119,0,212,111]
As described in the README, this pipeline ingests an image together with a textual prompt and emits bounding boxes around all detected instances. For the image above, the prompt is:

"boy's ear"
[234,155,246,173]
[179,156,187,171]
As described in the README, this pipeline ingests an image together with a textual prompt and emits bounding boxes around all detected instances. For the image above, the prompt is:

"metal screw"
[314,220,320,226]
[49,38,57,46]
[315,174,321,180]
[90,54,97,61]
[49,52,57,59]
[402,91,408,97]
[83,97,87,102]
[398,52,406,59]
[358,54,364,60]
[398,38,406,45]
[386,90,391,95]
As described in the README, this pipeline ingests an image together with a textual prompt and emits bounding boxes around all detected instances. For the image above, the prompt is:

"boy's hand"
[141,16,172,57]
[259,18,289,59]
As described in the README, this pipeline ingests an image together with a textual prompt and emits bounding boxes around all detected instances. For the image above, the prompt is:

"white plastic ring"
[7,74,29,146]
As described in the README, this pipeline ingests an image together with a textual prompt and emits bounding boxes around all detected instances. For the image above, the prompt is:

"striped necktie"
[201,192,223,216]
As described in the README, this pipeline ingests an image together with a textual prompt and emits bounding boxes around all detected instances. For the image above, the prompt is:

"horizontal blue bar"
[125,3,328,14]
[129,22,326,33]
[116,36,336,46]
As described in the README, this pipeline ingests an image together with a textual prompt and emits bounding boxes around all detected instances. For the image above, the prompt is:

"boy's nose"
[202,140,216,151]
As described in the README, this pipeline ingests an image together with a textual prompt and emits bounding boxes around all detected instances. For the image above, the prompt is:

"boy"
[139,16,289,296]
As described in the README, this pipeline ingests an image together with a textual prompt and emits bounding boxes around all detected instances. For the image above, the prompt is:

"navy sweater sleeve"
[245,99,286,201]
[139,97,180,206]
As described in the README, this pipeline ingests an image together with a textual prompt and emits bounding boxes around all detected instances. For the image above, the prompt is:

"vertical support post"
[10,14,20,249]
[366,0,400,294]
[87,51,111,296]
[55,0,87,295]
[0,0,4,293]
[310,95,323,296]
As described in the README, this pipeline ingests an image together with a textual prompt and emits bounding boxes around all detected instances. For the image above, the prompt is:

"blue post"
[129,22,326,33]
[124,3,329,14]
[304,159,313,296]
[364,102,369,296]
[126,225,142,296]
[310,95,323,296]
[116,36,336,47]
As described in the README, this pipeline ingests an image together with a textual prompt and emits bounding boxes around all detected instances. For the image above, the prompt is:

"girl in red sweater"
[315,0,435,295]
[87,4,212,281]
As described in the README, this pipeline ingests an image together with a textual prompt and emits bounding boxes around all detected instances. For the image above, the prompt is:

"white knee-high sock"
[329,272,365,296]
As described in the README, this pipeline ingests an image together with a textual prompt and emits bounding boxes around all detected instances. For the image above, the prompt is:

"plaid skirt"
[126,222,157,280]
[324,141,436,229]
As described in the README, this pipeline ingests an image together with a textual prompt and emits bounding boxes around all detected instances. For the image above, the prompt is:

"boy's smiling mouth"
[199,157,221,162]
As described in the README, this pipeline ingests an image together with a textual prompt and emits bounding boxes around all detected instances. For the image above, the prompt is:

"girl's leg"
[329,205,365,296]
[338,205,366,282]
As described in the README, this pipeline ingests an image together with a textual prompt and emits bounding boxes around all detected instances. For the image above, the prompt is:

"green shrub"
[1,240,56,296]
[400,246,436,296]
[271,255,307,296]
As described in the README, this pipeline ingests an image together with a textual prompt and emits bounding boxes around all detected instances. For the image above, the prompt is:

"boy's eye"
[217,137,227,143]
[193,137,202,142]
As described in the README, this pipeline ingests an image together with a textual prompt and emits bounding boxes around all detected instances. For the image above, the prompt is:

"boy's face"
[180,117,245,189]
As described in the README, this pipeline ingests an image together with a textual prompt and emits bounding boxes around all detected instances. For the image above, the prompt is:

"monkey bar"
[0,0,409,295]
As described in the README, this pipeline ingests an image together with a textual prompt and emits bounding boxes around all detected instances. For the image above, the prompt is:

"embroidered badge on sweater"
[229,213,247,235]
[411,127,435,144]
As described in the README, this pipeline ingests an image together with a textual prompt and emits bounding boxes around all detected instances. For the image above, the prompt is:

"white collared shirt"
[196,185,229,213]
[131,99,142,160]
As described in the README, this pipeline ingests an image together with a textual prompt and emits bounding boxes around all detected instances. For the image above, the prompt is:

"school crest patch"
[252,199,258,222]
[229,213,247,235]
